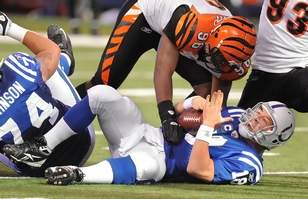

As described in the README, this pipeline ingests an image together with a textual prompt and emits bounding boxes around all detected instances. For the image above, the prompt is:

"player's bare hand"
[191,96,207,110]
[202,90,232,128]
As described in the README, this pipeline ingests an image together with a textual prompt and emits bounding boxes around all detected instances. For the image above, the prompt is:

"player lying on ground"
[4,86,295,185]
[0,12,94,177]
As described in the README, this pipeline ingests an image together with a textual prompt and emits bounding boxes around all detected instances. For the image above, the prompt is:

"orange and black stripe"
[101,4,141,84]
[175,10,198,50]
[220,16,257,62]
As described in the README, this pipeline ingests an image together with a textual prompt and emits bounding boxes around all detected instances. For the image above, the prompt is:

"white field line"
[0,198,47,199]
[2,30,151,52]
[264,171,308,175]
[0,34,109,48]
[118,88,243,100]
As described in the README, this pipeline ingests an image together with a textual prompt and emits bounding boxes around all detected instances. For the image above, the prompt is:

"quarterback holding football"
[4,86,295,185]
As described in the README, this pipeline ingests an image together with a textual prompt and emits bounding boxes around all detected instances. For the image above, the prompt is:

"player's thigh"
[282,68,308,112]
[91,1,160,88]
[88,85,145,150]
[238,70,278,108]
[128,141,166,182]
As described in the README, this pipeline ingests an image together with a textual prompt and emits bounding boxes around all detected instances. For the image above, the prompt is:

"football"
[177,108,203,131]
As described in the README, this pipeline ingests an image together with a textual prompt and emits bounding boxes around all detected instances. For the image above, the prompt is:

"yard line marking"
[2,198,48,199]
[264,171,308,175]
[118,88,242,99]
[0,34,109,48]
[0,176,33,179]
[2,198,47,199]
[263,152,280,156]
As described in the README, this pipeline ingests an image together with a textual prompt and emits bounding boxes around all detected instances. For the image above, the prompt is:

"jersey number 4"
[0,93,59,144]
[267,0,308,36]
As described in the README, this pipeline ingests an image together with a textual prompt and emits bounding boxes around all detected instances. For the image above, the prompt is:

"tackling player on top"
[0,12,94,177]
[75,0,257,144]
[4,85,295,185]
[238,0,308,111]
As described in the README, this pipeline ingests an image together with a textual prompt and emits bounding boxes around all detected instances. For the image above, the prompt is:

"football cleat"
[2,136,52,168]
[45,166,84,185]
[47,24,75,76]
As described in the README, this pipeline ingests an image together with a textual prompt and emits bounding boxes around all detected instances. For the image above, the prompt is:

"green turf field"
[0,16,307,198]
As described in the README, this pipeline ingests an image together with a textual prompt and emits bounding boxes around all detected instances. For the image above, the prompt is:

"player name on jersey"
[0,81,25,115]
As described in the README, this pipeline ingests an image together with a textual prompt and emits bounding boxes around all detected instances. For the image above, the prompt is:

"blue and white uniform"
[60,85,262,185]
[0,52,95,176]
[164,107,263,185]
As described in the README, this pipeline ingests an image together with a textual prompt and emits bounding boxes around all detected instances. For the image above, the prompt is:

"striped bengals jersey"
[253,0,308,73]
[136,0,232,77]
[164,106,263,185]
[0,52,69,147]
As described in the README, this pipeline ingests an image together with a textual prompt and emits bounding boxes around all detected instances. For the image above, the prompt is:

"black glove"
[0,12,11,36]
[158,100,185,144]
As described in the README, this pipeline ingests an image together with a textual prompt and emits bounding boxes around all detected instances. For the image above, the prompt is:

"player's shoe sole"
[45,166,83,185]
[47,24,75,76]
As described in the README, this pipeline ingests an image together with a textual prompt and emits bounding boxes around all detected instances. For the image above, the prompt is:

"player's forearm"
[23,31,60,81]
[154,34,179,103]
[187,140,214,182]
[154,66,173,103]
[23,31,60,57]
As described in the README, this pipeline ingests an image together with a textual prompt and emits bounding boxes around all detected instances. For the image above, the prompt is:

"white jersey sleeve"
[136,0,192,34]
[253,0,308,73]
[136,0,231,34]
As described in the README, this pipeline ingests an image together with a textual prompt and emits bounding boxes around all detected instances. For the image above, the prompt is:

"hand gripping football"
[177,108,202,131]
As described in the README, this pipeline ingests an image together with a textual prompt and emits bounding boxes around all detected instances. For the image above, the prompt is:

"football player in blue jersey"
[4,85,295,185]
[0,12,95,177]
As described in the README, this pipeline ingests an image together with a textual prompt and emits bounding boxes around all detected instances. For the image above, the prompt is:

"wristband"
[7,23,28,42]
[183,97,194,109]
[195,124,214,143]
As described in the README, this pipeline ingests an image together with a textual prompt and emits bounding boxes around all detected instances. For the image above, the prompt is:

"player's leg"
[75,0,161,97]
[87,85,148,156]
[45,141,166,185]
[14,130,95,177]
[278,68,308,112]
[238,70,279,109]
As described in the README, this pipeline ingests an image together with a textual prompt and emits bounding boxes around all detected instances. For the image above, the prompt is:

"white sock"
[44,118,77,150]
[80,161,113,184]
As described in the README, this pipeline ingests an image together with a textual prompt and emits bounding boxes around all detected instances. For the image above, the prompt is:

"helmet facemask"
[204,46,249,74]
[238,102,295,150]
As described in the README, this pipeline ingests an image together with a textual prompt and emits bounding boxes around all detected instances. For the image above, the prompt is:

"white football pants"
[87,85,166,182]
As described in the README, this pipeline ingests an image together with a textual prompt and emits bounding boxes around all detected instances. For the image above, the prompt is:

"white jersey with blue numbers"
[164,107,263,185]
[0,52,69,147]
